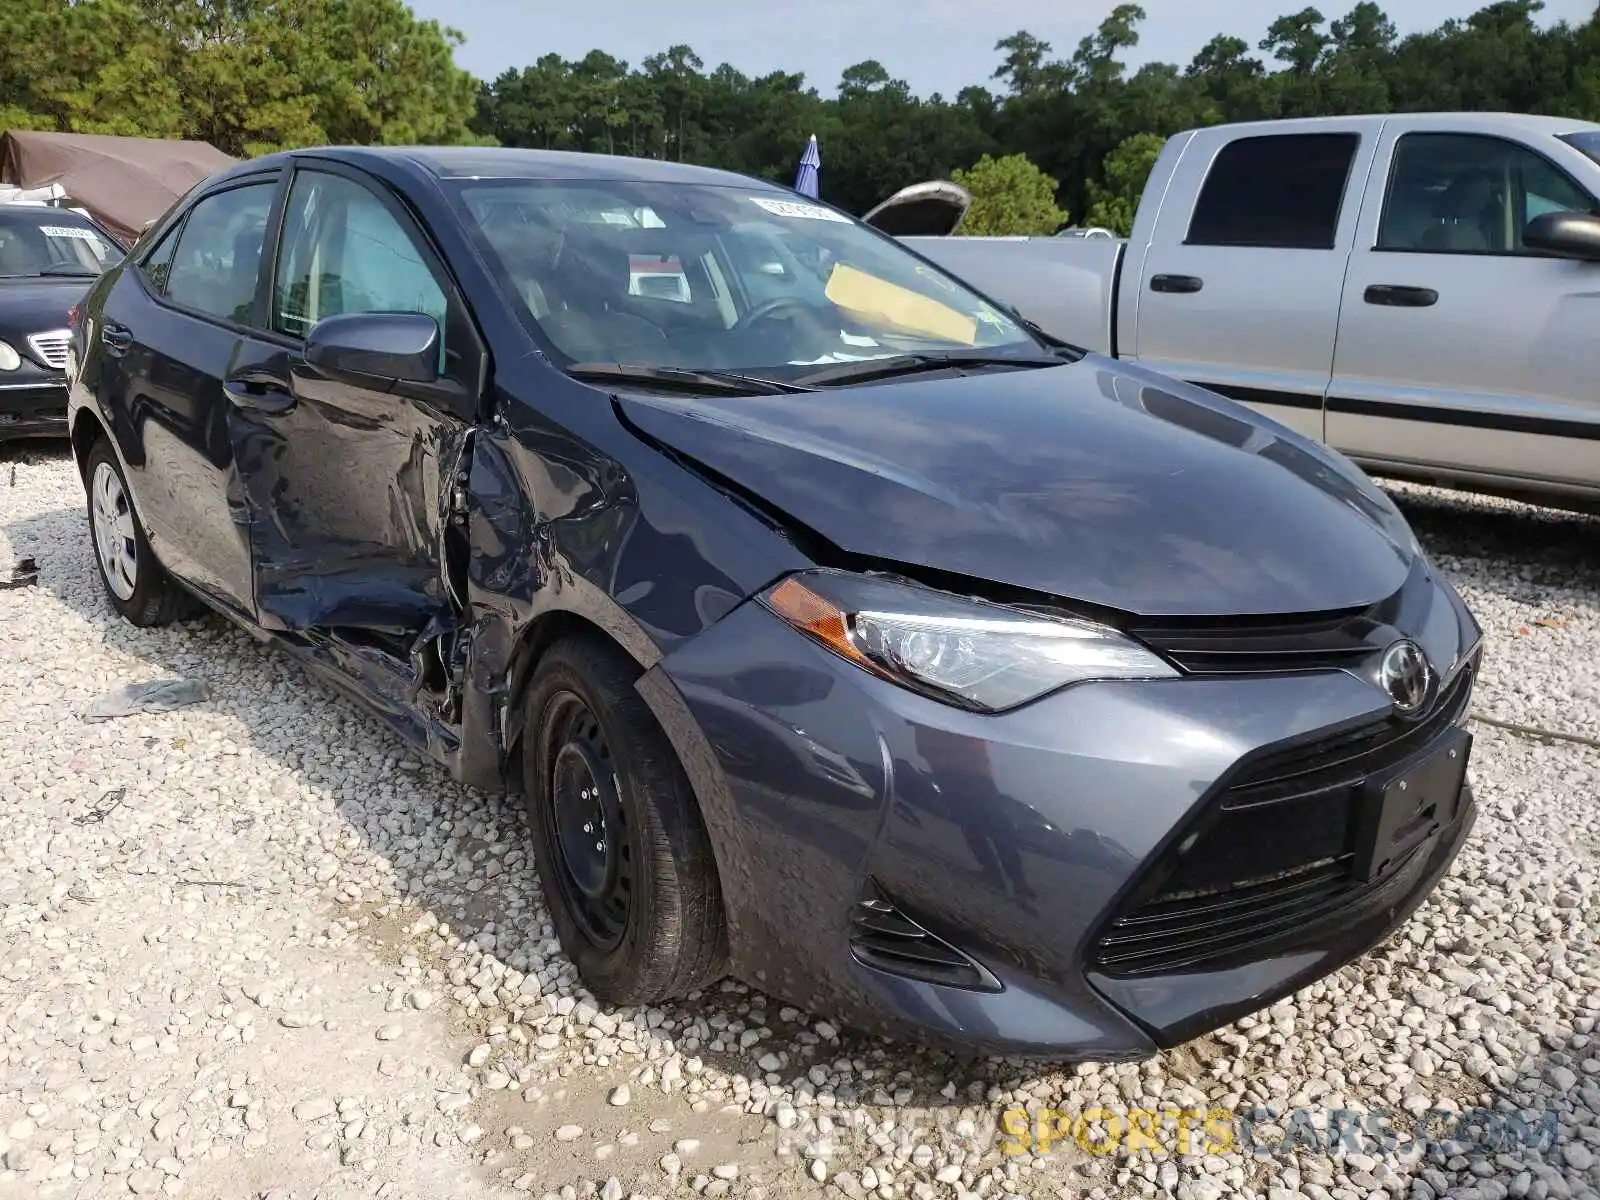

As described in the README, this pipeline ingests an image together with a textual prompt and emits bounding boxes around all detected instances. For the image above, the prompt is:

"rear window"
[1187,133,1360,250]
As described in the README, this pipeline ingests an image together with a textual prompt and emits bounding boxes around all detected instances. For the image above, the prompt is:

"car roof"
[0,203,101,224]
[228,145,787,191]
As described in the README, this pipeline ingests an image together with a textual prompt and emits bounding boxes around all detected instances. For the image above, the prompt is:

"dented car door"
[224,161,483,696]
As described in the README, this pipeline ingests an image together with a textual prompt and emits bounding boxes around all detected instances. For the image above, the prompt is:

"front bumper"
[646,571,1481,1060]
[0,370,68,440]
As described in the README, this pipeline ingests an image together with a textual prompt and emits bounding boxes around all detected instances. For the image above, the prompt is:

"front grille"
[1092,663,1474,977]
[1127,608,1375,674]
[849,883,1000,992]
[26,330,69,370]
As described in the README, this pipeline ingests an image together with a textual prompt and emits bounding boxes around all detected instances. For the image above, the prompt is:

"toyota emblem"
[1379,640,1432,716]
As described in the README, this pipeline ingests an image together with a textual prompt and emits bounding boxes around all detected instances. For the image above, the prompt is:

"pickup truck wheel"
[522,634,728,1004]
[83,440,194,627]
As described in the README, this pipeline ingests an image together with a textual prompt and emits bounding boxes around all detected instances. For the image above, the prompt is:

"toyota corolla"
[66,147,1481,1058]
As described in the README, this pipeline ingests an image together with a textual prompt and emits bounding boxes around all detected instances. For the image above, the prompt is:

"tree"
[951,154,1068,236]
[991,32,1065,96]
[0,0,481,155]
[14,0,1600,220]
[1261,7,1331,75]
[1084,132,1166,234]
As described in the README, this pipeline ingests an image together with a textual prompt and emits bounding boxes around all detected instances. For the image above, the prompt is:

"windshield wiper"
[1004,307,1089,358]
[38,263,101,277]
[566,363,814,396]
[795,350,1065,388]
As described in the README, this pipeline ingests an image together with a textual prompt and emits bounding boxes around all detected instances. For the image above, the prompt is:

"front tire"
[522,634,728,1004]
[83,439,192,627]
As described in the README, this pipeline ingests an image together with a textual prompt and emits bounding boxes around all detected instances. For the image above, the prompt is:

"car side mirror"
[1524,210,1600,261]
[305,312,441,386]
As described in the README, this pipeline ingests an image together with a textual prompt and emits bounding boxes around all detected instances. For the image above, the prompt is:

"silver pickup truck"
[901,113,1600,509]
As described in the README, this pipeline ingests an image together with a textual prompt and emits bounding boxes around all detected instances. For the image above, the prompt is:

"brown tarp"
[0,131,236,245]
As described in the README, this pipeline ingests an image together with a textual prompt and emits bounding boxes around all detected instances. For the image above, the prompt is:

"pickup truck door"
[1127,122,1378,441]
[1327,122,1600,492]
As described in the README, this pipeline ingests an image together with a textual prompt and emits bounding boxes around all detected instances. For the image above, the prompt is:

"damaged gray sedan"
[66,146,1481,1058]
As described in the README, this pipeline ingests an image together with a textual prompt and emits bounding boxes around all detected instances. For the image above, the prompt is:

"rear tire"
[83,439,193,627]
[522,634,728,1004]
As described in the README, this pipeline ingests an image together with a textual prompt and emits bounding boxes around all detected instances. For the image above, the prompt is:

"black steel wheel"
[523,634,728,1004]
[542,691,633,950]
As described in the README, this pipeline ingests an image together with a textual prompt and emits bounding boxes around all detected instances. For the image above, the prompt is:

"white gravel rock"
[4,452,1600,1200]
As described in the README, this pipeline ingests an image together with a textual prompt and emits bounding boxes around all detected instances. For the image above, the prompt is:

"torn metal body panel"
[67,144,1484,1059]
[458,382,810,790]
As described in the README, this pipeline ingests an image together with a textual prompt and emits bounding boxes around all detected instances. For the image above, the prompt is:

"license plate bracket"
[1351,727,1471,883]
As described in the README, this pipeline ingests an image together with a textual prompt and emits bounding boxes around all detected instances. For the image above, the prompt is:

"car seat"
[1419,175,1501,252]
[540,239,667,361]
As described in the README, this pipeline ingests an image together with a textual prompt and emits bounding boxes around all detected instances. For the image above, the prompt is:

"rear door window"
[1187,133,1359,250]
[162,182,277,325]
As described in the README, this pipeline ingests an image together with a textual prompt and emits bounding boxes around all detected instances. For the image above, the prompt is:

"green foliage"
[1085,132,1166,234]
[951,154,1068,236]
[473,1,1600,217]
[0,0,481,156]
[3,0,1600,222]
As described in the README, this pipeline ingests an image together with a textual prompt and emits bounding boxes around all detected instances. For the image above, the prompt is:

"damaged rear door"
[225,160,485,722]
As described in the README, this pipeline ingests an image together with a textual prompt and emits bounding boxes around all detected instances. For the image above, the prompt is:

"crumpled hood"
[617,355,1417,618]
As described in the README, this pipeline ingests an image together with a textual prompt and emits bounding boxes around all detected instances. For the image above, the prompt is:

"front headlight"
[0,341,19,371]
[758,569,1177,712]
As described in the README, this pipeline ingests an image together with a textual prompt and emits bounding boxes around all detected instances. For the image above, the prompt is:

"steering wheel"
[733,295,817,331]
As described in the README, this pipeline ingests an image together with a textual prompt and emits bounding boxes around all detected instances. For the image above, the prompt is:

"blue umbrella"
[794,134,821,199]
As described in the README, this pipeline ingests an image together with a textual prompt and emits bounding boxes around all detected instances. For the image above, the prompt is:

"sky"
[411,0,1598,99]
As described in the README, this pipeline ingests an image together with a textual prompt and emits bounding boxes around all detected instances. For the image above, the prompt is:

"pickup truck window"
[1558,131,1600,167]
[1186,133,1358,251]
[1378,132,1597,255]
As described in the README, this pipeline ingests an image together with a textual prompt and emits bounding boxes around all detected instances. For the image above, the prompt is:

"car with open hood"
[66,146,1482,1058]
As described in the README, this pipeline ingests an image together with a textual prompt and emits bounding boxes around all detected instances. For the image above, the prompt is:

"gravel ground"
[1,445,1598,1200]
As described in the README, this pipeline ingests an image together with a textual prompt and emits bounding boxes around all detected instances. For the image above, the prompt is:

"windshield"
[0,209,119,277]
[454,179,1036,377]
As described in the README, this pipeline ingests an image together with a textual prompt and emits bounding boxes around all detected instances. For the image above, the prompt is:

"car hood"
[0,278,91,335]
[616,356,1417,618]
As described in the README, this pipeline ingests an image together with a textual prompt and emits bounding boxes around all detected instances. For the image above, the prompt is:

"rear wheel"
[83,439,192,626]
[522,634,727,1004]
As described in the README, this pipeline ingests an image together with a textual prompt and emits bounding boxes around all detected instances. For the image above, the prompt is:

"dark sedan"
[66,147,1481,1058]
[0,205,121,439]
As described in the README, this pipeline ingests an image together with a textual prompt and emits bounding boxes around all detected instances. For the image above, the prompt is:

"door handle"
[1150,274,1203,294]
[1363,284,1438,307]
[100,323,132,357]
[223,372,296,415]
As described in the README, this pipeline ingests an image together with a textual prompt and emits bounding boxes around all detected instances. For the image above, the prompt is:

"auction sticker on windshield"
[747,196,850,223]
[41,226,100,240]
